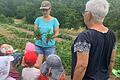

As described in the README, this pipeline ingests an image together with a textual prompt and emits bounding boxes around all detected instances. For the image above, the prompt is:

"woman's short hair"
[85,0,110,23]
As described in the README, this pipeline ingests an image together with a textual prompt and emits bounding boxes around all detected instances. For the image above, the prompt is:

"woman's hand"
[46,33,54,43]
[35,35,41,40]
[34,29,41,40]
[46,37,51,43]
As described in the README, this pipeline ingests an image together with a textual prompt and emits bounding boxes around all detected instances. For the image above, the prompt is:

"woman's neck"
[43,15,51,18]
[89,23,108,33]
[42,15,53,21]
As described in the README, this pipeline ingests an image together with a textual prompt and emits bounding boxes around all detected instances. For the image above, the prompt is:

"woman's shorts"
[35,45,56,57]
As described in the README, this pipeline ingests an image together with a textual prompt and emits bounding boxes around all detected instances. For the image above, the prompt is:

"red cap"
[24,51,37,67]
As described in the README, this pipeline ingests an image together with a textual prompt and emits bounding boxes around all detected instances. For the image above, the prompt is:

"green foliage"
[0,24,34,39]
[16,1,41,23]
[0,35,30,50]
[58,33,73,40]
[117,43,120,55]
[51,3,81,29]
[104,0,120,39]
[0,0,85,28]
[0,0,120,33]
[0,24,35,49]
[46,30,54,39]
[7,17,14,24]
[0,14,14,24]
[56,41,72,75]
[0,14,8,23]
[114,43,120,70]
[115,56,120,70]
[46,33,53,39]
[34,29,41,36]
[15,23,34,31]
[16,6,26,19]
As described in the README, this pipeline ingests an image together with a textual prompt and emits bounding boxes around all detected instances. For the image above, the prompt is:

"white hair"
[85,0,110,23]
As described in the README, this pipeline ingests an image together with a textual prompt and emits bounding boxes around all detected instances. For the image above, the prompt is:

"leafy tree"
[0,0,119,31]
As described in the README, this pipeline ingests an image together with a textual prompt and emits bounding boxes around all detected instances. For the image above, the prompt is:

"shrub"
[15,23,34,31]
[0,14,8,23]
[0,14,14,24]
[115,56,120,69]
[56,41,72,75]
[58,33,73,40]
[7,17,14,24]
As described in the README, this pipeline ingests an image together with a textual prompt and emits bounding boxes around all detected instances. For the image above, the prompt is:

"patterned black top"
[71,29,116,80]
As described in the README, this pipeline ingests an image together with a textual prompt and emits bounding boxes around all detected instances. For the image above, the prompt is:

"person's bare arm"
[108,49,116,78]
[73,51,89,80]
[52,27,59,38]
[34,24,38,31]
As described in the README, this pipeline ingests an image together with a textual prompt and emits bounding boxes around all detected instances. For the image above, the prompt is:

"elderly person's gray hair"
[85,0,110,23]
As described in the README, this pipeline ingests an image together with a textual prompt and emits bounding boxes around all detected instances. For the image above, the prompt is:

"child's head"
[0,44,14,56]
[40,54,64,80]
[46,54,63,68]
[24,51,37,67]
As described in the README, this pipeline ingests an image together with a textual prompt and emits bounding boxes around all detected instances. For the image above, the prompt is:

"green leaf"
[34,29,41,36]
[112,69,120,77]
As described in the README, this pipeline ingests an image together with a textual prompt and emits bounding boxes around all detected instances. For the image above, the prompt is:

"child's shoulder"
[23,67,40,72]
[22,67,40,76]
[0,56,14,61]
[31,67,40,71]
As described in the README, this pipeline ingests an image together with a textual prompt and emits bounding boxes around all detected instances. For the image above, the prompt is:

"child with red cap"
[22,51,40,80]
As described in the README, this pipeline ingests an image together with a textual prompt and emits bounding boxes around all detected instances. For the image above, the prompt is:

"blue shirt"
[34,17,59,47]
